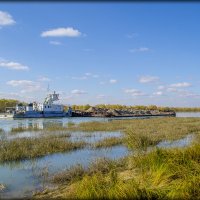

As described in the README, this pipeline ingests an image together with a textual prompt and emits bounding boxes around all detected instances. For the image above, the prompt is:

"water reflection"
[0,117,108,132]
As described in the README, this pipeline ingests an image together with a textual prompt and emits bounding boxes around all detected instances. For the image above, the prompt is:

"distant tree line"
[1,99,200,113]
[0,99,20,113]
[70,104,200,112]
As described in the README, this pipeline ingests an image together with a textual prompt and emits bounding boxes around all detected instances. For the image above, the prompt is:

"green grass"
[43,124,68,132]
[92,137,124,148]
[0,135,86,162]
[67,121,126,132]
[67,121,76,128]
[11,126,42,133]
[36,142,200,199]
[34,118,200,199]
[10,124,70,133]
[123,118,200,150]
[52,157,127,185]
[74,142,200,199]
[67,117,200,150]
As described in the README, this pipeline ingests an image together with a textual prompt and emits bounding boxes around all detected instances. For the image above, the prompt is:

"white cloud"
[0,11,15,26]
[41,27,81,37]
[170,82,192,88]
[85,73,99,78]
[124,88,146,96]
[167,87,179,92]
[85,72,92,76]
[165,82,192,94]
[124,89,138,94]
[96,94,106,99]
[139,76,159,83]
[0,92,34,101]
[157,85,165,90]
[49,41,62,45]
[153,91,163,96]
[130,47,150,53]
[6,80,42,93]
[72,76,87,80]
[38,76,51,82]
[71,73,99,80]
[109,79,117,84]
[71,89,87,95]
[0,61,29,71]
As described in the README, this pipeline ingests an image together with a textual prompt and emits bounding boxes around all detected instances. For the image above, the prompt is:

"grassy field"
[0,134,86,162]
[92,137,124,148]
[34,117,200,199]
[35,137,200,199]
[10,124,70,133]
[68,118,200,146]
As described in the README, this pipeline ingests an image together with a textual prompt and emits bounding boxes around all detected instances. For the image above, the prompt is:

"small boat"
[12,91,72,118]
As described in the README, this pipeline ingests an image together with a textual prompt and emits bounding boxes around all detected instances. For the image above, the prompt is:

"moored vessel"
[12,91,72,118]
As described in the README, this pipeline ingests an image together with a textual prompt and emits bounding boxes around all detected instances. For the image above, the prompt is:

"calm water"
[0,113,198,198]
[0,145,128,198]
[0,117,108,132]
[176,112,200,117]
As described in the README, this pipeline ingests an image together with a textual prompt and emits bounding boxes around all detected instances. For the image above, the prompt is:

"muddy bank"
[72,107,176,117]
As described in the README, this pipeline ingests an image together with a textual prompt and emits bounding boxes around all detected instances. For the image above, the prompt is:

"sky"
[0,2,200,107]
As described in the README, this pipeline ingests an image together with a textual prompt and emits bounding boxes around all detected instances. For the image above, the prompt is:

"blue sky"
[0,3,200,106]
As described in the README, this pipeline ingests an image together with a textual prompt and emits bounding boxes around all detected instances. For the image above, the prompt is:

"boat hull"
[13,111,71,118]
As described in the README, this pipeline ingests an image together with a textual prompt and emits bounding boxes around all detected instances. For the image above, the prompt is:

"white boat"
[12,91,72,118]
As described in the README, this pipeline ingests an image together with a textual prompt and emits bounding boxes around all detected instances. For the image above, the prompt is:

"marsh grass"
[73,143,200,199]
[68,117,200,150]
[10,124,70,133]
[52,157,127,185]
[67,121,126,132]
[43,124,68,132]
[0,135,86,162]
[124,118,200,150]
[52,164,85,184]
[11,126,42,133]
[67,121,75,128]
[41,132,71,138]
[34,118,200,199]
[92,137,124,148]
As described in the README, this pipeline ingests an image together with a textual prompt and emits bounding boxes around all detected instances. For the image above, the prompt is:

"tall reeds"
[0,135,86,162]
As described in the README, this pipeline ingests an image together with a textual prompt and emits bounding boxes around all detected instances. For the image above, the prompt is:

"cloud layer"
[0,61,29,71]
[6,80,42,93]
[71,89,87,95]
[130,47,150,53]
[41,27,81,37]
[139,75,159,83]
[0,11,15,26]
